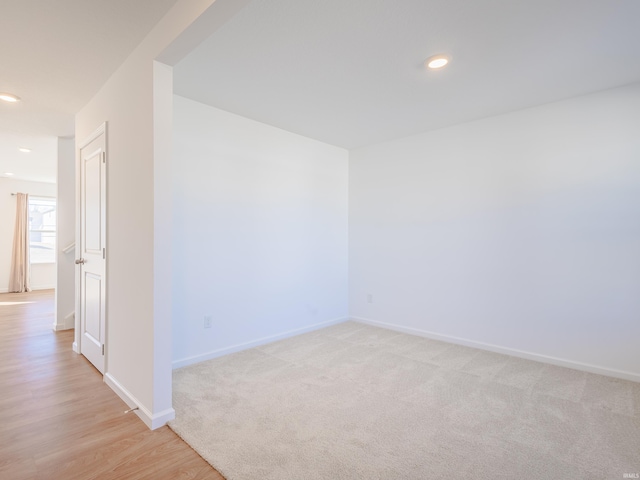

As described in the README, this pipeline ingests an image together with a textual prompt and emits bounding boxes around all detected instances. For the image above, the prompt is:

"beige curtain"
[9,193,31,293]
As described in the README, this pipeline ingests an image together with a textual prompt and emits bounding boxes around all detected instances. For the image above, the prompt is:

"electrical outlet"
[204,315,212,328]
[367,293,373,304]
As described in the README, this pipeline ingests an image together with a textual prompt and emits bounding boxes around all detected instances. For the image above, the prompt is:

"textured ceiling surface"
[174,0,640,149]
[0,0,178,182]
[3,0,640,182]
[0,133,57,183]
[0,0,179,136]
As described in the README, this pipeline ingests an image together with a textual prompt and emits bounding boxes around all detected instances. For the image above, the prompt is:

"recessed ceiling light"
[425,55,450,70]
[0,93,21,103]
[4,172,14,176]
[18,147,31,153]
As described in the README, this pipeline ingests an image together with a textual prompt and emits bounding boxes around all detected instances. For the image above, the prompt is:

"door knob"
[75,258,86,265]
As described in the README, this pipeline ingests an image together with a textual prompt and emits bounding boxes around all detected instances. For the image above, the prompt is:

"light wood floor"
[0,290,225,480]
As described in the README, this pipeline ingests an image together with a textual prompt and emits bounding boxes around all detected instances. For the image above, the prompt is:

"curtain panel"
[9,193,31,293]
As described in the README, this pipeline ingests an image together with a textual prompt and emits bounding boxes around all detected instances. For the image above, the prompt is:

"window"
[29,196,56,264]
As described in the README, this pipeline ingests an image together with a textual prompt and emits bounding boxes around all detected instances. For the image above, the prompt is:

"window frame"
[28,195,57,265]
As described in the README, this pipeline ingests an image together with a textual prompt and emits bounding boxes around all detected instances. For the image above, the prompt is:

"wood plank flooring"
[0,290,225,480]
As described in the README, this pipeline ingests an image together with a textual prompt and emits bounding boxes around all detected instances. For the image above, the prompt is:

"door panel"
[84,273,102,343]
[78,128,106,374]
[84,154,102,253]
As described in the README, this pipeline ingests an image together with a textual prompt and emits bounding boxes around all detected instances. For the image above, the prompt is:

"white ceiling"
[174,0,640,149]
[0,133,58,184]
[3,0,639,183]
[0,0,178,183]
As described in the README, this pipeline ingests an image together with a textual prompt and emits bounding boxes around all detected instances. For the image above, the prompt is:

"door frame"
[74,122,108,373]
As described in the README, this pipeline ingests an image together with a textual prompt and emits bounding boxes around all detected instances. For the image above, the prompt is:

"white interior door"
[78,128,107,373]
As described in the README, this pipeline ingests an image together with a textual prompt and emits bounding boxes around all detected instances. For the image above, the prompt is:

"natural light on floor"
[0,301,36,306]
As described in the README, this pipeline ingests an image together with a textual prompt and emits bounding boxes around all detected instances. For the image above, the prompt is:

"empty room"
[2,0,639,479]
[166,0,640,477]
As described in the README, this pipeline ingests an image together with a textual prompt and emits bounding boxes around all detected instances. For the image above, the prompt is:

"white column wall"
[74,0,230,429]
[55,136,75,330]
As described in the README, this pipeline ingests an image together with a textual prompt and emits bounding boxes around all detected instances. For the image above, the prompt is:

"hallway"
[0,290,223,480]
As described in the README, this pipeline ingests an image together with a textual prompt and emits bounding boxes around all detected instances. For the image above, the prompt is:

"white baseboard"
[53,311,75,331]
[104,373,176,430]
[351,316,640,384]
[64,311,75,329]
[0,286,54,293]
[72,341,79,353]
[173,316,349,369]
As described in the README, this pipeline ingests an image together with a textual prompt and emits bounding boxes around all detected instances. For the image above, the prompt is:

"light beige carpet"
[170,321,640,480]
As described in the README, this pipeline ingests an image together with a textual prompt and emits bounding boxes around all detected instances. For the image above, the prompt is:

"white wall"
[172,96,349,367]
[76,47,158,428]
[75,0,247,429]
[73,0,640,428]
[55,137,75,330]
[349,83,640,381]
[0,177,57,293]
